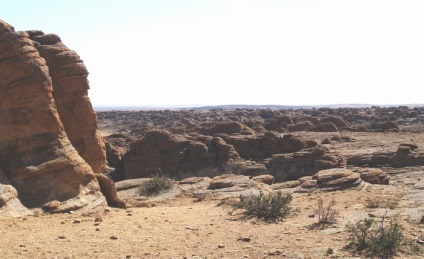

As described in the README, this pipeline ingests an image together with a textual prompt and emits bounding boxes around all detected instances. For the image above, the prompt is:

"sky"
[1,0,424,107]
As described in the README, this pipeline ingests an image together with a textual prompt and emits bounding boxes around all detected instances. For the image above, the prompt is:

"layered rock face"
[267,145,346,181]
[347,144,424,168]
[27,30,106,175]
[123,130,240,179]
[218,132,310,160]
[0,20,123,209]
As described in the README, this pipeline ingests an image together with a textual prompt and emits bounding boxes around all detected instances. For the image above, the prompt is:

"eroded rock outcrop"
[347,144,424,168]
[313,168,364,190]
[27,30,106,175]
[267,145,346,181]
[123,130,240,179]
[218,132,310,160]
[0,20,123,210]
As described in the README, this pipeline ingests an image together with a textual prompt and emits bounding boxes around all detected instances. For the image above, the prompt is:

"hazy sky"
[2,0,424,106]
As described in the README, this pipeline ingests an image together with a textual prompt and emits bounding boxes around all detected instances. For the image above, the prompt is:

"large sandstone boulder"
[313,168,363,190]
[0,20,123,210]
[357,168,389,185]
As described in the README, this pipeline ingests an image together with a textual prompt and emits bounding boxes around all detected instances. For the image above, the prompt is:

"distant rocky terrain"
[97,106,424,183]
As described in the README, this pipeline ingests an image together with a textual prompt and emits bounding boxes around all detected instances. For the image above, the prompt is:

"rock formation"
[266,145,346,181]
[0,19,124,211]
[313,168,364,190]
[356,168,389,185]
[123,130,240,179]
[347,144,424,168]
[218,132,310,160]
[27,30,106,175]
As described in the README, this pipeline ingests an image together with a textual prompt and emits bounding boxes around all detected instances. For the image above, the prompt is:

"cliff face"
[0,20,123,210]
[27,31,106,175]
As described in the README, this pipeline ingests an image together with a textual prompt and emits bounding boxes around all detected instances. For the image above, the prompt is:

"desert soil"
[1,131,424,259]
[1,179,424,259]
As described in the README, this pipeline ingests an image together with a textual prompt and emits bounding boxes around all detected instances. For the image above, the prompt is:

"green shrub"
[347,216,421,258]
[138,177,173,196]
[231,191,292,222]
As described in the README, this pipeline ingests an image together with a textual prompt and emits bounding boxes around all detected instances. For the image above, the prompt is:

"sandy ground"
[1,185,423,259]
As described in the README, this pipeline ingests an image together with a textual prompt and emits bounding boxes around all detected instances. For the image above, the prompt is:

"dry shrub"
[366,196,399,209]
[230,191,292,222]
[310,198,338,229]
[138,177,173,196]
[346,215,421,258]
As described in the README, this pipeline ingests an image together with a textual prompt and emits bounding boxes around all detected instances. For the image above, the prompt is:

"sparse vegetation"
[366,196,399,209]
[230,191,292,222]
[138,177,173,196]
[346,215,421,258]
[311,198,338,228]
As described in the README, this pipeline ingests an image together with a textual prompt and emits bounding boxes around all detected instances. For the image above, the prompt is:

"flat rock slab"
[115,178,152,191]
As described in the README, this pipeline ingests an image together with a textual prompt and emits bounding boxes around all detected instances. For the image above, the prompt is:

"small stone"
[267,249,281,256]
[308,214,315,218]
[218,244,225,248]
[94,217,103,222]
[95,228,100,231]
[73,219,81,223]
[237,237,251,242]
[417,239,424,245]
[110,235,118,240]
[58,236,66,239]
[19,244,26,247]
[125,256,131,258]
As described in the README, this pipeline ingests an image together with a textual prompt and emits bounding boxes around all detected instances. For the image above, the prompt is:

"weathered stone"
[0,184,31,217]
[314,168,354,182]
[267,146,345,182]
[0,19,124,210]
[252,174,274,185]
[357,168,389,185]
[314,168,363,190]
[123,131,240,179]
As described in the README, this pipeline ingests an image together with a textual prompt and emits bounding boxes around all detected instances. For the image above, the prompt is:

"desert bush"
[346,215,421,258]
[138,177,173,196]
[231,191,292,222]
[366,196,399,209]
[313,198,338,228]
